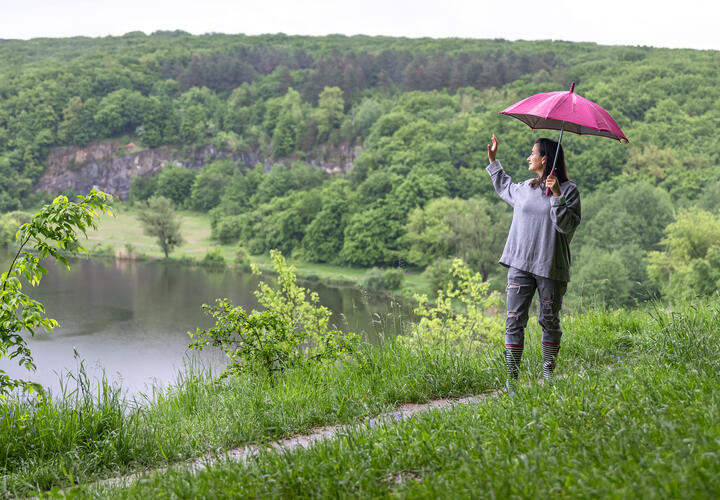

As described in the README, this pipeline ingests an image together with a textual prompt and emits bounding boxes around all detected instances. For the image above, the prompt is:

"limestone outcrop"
[36,142,359,200]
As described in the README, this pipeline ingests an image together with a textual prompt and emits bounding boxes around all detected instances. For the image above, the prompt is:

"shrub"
[201,248,226,267]
[421,257,457,295]
[188,250,358,377]
[0,211,30,247]
[235,246,251,271]
[359,267,405,293]
[155,164,197,207]
[384,268,405,290]
[1,190,111,396]
[215,216,243,245]
[402,258,503,349]
[90,243,115,257]
[359,267,387,293]
[129,174,159,204]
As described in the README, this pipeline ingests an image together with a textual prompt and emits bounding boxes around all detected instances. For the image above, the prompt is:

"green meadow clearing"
[82,205,432,295]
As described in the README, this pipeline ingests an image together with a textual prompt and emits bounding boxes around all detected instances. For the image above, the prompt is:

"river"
[0,254,413,398]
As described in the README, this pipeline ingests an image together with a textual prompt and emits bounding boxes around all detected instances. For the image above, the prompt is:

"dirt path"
[90,390,500,491]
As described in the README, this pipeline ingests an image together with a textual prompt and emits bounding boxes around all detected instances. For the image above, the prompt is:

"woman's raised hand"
[487,134,498,163]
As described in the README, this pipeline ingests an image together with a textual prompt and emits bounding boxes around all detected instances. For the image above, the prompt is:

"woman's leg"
[504,267,536,380]
[536,277,568,380]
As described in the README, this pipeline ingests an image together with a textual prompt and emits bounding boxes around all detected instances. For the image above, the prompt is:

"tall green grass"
[1,333,499,497]
[75,302,720,499]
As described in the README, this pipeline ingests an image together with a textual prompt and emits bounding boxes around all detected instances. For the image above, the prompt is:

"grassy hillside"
[2,301,718,497]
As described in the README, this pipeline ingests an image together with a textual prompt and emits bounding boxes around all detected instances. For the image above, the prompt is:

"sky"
[1,0,719,51]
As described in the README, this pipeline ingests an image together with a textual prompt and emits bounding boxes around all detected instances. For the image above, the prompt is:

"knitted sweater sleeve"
[486,160,518,207]
[550,183,581,234]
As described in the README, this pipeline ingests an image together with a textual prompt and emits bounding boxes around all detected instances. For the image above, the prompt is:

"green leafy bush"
[215,216,243,245]
[0,212,29,248]
[129,174,159,204]
[235,245,251,271]
[421,257,457,295]
[201,248,226,267]
[359,268,386,292]
[359,267,405,293]
[384,268,404,290]
[189,250,358,377]
[402,258,503,349]
[155,164,197,207]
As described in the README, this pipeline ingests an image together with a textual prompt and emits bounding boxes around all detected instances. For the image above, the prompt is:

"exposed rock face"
[302,142,360,175]
[36,141,360,200]
[38,142,178,200]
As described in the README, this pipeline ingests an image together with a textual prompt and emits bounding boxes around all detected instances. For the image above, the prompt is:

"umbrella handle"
[544,169,555,196]
[545,123,565,196]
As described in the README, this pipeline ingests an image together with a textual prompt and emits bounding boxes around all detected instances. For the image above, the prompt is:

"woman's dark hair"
[529,138,569,190]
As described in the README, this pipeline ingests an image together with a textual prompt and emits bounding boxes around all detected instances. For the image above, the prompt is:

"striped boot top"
[542,343,561,381]
[505,345,523,380]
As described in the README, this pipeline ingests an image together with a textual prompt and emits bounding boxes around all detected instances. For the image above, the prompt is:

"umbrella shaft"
[545,123,564,196]
[550,123,565,175]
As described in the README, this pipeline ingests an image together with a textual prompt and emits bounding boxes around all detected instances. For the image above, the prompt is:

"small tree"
[0,190,112,397]
[137,196,184,258]
[403,259,504,350]
[315,86,345,142]
[189,250,358,377]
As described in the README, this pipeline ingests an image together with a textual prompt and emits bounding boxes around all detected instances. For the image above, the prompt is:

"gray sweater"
[486,160,581,282]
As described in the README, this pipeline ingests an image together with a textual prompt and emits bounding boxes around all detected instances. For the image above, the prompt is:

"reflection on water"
[0,254,414,396]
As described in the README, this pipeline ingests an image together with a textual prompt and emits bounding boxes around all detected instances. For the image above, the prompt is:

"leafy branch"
[0,190,112,398]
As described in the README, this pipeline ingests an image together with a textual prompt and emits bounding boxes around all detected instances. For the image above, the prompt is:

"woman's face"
[527,143,546,176]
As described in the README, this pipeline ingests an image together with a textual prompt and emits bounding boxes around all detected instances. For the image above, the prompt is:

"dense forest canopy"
[1,31,719,306]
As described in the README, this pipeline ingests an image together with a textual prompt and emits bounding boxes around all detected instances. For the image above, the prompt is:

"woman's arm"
[486,161,517,207]
[486,134,517,207]
[550,184,581,233]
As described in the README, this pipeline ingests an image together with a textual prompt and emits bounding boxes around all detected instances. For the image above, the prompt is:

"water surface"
[0,255,412,397]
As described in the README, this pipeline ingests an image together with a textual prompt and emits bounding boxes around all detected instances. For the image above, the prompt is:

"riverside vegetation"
[1,235,719,496]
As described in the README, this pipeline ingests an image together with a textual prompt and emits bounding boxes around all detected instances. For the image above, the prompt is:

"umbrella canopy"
[499,82,629,143]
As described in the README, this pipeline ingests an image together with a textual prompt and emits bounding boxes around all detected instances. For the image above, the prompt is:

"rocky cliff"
[36,141,359,200]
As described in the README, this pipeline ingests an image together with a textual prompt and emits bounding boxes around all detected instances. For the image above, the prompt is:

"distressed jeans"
[505,266,568,348]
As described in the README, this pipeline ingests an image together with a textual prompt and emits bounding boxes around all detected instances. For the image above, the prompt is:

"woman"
[486,134,581,384]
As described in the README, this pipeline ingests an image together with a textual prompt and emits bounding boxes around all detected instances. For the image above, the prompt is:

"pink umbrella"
[499,82,628,195]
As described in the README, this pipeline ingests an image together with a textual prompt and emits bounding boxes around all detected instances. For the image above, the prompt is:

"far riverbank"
[82,204,435,299]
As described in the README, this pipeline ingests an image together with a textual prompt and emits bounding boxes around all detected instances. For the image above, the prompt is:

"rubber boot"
[505,345,523,381]
[542,343,560,381]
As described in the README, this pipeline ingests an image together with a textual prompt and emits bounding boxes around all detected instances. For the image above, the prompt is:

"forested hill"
[1,32,720,306]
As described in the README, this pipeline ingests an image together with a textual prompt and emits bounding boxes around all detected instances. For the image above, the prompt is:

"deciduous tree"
[137,196,184,258]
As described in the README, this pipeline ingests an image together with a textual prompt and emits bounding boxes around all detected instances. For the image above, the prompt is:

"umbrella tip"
[570,81,576,93]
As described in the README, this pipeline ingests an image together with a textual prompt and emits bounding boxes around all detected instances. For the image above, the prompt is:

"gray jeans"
[505,267,567,348]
